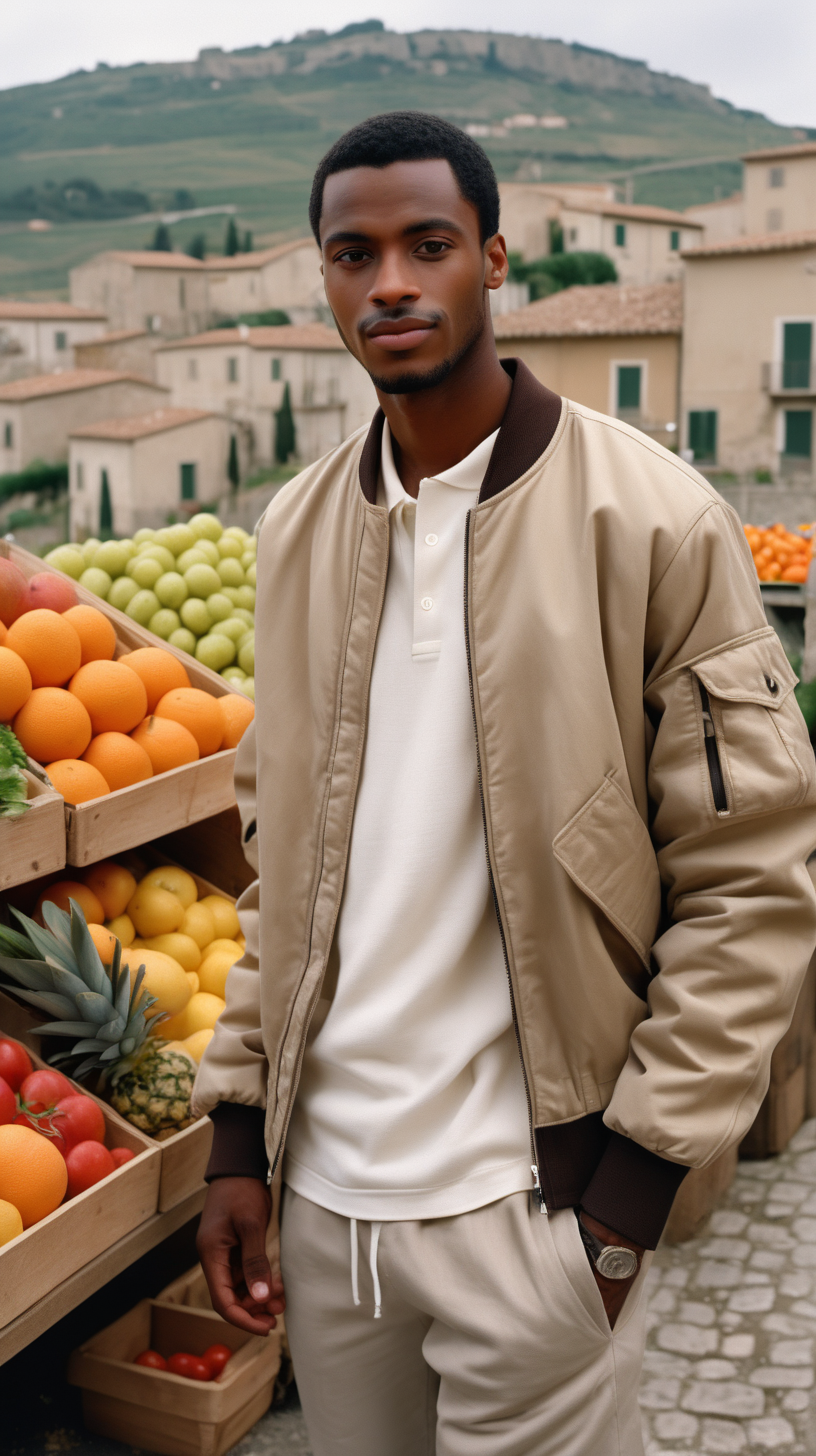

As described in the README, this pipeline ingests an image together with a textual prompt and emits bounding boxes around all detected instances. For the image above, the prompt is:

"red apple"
[25,572,78,613]
[0,559,28,626]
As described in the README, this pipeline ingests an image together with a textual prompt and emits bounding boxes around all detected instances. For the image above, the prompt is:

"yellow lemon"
[236,933,246,950]
[106,913,136,947]
[206,938,243,960]
[143,932,202,973]
[197,948,241,998]
[197,895,240,940]
[179,901,217,950]
[0,1198,23,1247]
[121,947,192,1017]
[127,884,184,938]
[138,865,198,909]
[183,1028,215,1063]
[186,970,200,995]
[163,991,225,1040]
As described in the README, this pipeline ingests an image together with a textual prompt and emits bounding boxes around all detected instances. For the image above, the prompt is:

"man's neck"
[378,339,512,500]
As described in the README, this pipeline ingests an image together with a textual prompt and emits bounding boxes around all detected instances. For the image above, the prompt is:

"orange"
[82,732,153,791]
[0,646,32,721]
[13,686,92,762]
[83,861,137,920]
[36,878,105,924]
[0,1124,67,1227]
[88,923,118,966]
[5,609,82,688]
[45,758,110,805]
[62,604,117,665]
[154,688,222,757]
[69,660,148,735]
[131,715,199,775]
[118,647,191,713]
[0,620,6,645]
[216,693,255,750]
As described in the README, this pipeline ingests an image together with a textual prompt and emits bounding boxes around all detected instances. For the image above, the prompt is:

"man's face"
[319,158,507,394]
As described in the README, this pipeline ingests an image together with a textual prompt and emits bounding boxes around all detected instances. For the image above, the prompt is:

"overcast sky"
[3,1,815,129]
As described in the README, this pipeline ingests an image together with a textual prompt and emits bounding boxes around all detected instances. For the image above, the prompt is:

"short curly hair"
[309,111,500,244]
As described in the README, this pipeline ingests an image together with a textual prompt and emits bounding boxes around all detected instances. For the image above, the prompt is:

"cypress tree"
[227,435,240,493]
[186,233,206,259]
[224,218,240,256]
[274,383,296,464]
[242,229,253,253]
[99,470,113,537]
[151,222,172,252]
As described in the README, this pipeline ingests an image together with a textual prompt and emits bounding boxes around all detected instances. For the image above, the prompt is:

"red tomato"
[111,1147,135,1168]
[19,1069,74,1108]
[65,1140,115,1198]
[168,1352,210,1381]
[13,1107,67,1156]
[201,1343,232,1378]
[53,1094,106,1151]
[135,1350,168,1370]
[0,1075,15,1126]
[0,1038,33,1093]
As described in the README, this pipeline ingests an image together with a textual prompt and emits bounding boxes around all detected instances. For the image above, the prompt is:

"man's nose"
[368,249,421,309]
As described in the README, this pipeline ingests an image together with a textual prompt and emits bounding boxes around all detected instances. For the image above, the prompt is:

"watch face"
[595,1245,639,1281]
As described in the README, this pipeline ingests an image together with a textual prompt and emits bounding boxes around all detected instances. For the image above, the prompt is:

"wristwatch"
[578,1214,640,1280]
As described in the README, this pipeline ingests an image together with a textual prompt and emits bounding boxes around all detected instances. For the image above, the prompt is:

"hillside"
[0,21,808,296]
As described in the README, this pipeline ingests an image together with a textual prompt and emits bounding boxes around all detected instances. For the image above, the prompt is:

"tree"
[242,229,253,253]
[151,222,172,252]
[224,218,240,256]
[227,435,240,494]
[99,470,113,537]
[186,233,206,259]
[274,383,296,464]
[506,249,617,300]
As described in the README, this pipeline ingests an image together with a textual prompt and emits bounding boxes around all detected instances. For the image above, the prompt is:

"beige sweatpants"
[279,1186,651,1456]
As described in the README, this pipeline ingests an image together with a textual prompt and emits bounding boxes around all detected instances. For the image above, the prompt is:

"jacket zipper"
[697,680,729,815]
[463,510,546,1213]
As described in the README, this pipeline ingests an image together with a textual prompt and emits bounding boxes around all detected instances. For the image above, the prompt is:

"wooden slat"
[0,772,66,890]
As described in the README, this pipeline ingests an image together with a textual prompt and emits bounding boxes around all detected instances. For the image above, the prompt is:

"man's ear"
[484,232,509,292]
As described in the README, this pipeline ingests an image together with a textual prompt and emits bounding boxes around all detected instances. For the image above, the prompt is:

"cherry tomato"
[168,1352,210,1381]
[0,1075,15,1126]
[135,1350,168,1370]
[201,1343,232,1378]
[19,1069,74,1108]
[53,1094,106,1151]
[111,1147,135,1168]
[0,1038,33,1093]
[13,1107,67,1156]
[65,1140,115,1198]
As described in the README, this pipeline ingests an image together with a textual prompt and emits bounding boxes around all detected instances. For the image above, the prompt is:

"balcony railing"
[762,360,815,394]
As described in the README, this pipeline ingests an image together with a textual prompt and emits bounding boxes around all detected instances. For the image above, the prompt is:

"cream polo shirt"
[282,421,532,1220]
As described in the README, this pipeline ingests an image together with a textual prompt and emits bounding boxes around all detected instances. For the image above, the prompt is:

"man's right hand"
[196,1176,285,1336]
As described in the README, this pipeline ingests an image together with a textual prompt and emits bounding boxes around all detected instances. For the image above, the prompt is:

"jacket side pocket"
[553,775,660,970]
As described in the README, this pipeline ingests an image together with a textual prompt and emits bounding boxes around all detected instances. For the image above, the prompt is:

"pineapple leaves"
[11,908,77,972]
[37,1020,109,1037]
[0,924,36,958]
[1,986,78,1019]
[41,900,74,949]
[75,990,118,1024]
[0,954,55,991]
[69,901,108,996]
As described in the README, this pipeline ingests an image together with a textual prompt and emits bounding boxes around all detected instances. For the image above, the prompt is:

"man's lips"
[364,319,437,351]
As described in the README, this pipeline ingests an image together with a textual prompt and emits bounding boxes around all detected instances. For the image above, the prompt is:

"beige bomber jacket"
[193,361,816,1247]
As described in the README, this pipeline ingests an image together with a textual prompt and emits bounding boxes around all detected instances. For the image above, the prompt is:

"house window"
[271,357,281,381]
[670,230,680,251]
[688,410,718,463]
[782,321,812,390]
[76,462,84,492]
[614,222,627,248]
[187,358,198,381]
[784,410,813,458]
[179,279,186,309]
[180,462,197,500]
[568,227,578,245]
[616,364,641,414]
[767,208,783,232]
[769,166,785,188]
[227,357,238,383]
[54,330,67,351]
[3,422,11,449]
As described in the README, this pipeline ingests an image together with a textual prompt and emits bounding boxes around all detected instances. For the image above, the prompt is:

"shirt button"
[425,533,438,546]
[421,596,433,611]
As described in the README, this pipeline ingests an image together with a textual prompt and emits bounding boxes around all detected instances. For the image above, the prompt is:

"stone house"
[69,252,209,338]
[743,141,816,238]
[0,301,108,383]
[0,369,167,475]
[204,239,326,324]
[74,329,156,379]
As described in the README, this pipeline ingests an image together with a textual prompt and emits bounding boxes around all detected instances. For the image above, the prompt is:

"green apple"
[81,537,101,564]
[223,526,249,542]
[220,587,241,605]
[240,549,256,571]
[180,597,213,635]
[136,543,175,573]
[168,627,197,655]
[176,547,208,574]
[231,607,255,627]
[237,628,254,652]
[126,589,160,626]
[118,537,136,561]
[241,677,255,701]
[156,524,195,556]
[45,545,85,579]
[205,592,233,622]
[221,666,247,685]
[217,557,244,588]
[196,633,235,671]
[93,540,130,577]
[155,571,188,609]
[79,566,112,598]
[216,616,249,643]
[235,585,256,612]
[188,512,223,542]
[238,636,255,676]
[217,536,243,561]
[184,563,222,599]
[127,556,163,589]
[108,576,140,611]
[132,527,156,545]
[192,538,220,567]
[246,563,256,586]
[148,608,181,639]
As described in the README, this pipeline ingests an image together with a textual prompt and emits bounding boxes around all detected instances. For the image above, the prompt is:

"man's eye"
[418,240,449,255]
[337,249,369,264]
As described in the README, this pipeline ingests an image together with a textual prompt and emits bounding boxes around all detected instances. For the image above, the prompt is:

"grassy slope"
[0,34,803,295]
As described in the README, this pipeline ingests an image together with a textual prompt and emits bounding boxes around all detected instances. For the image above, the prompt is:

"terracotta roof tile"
[83,251,205,270]
[0,300,107,321]
[77,329,150,345]
[682,229,816,259]
[559,199,702,228]
[494,282,683,340]
[743,140,816,163]
[70,407,214,442]
[203,238,316,271]
[0,369,165,402]
[158,323,343,352]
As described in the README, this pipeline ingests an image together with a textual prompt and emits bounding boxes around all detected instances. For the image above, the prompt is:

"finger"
[237,1219,275,1304]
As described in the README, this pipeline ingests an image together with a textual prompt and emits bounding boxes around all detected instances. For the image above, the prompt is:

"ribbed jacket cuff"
[580,1130,689,1249]
[204,1102,269,1183]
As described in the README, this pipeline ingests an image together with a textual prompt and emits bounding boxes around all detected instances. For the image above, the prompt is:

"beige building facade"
[69,409,230,538]
[70,252,209,339]
[494,282,681,449]
[74,329,156,379]
[0,302,108,384]
[204,239,326,324]
[0,369,167,475]
[743,142,816,238]
[156,323,378,468]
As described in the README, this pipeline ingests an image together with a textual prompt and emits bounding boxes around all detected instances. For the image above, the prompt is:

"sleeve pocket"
[693,633,812,818]
[553,775,661,969]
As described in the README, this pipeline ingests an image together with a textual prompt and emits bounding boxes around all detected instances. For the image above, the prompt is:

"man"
[194,112,816,1455]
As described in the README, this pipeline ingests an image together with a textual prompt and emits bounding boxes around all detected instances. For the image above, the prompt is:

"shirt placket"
[412,479,447,659]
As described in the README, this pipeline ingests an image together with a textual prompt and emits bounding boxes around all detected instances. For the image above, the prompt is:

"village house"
[69,408,230,539]
[69,252,209,338]
[0,369,168,476]
[0,301,108,383]
[743,140,816,237]
[494,281,682,449]
[74,329,156,380]
[156,323,378,468]
[204,239,326,324]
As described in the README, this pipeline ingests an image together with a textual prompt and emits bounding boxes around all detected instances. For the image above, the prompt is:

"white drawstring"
[349,1217,383,1318]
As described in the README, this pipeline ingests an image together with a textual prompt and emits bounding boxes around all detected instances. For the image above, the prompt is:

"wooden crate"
[0,770,65,891]
[157,1264,294,1403]
[0,1037,160,1330]
[0,542,243,865]
[68,1299,280,1456]
[662,1146,739,1244]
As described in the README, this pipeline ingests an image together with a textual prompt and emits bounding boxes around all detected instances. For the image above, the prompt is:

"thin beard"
[333,301,487,396]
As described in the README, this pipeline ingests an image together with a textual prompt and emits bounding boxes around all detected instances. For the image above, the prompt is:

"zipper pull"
[531,1164,548,1215]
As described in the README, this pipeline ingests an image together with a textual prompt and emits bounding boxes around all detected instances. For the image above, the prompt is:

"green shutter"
[688,411,717,462]
[617,365,641,412]
[783,322,812,389]
[615,222,626,247]
[784,410,813,458]
[670,230,680,251]
[180,462,197,500]
[271,358,281,380]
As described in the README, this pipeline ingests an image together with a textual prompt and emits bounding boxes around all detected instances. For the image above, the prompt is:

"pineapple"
[0,899,196,1135]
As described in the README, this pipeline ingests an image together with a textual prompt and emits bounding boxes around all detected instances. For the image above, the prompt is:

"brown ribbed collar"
[358,358,562,507]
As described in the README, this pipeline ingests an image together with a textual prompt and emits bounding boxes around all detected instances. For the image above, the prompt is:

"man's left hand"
[579,1211,645,1330]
